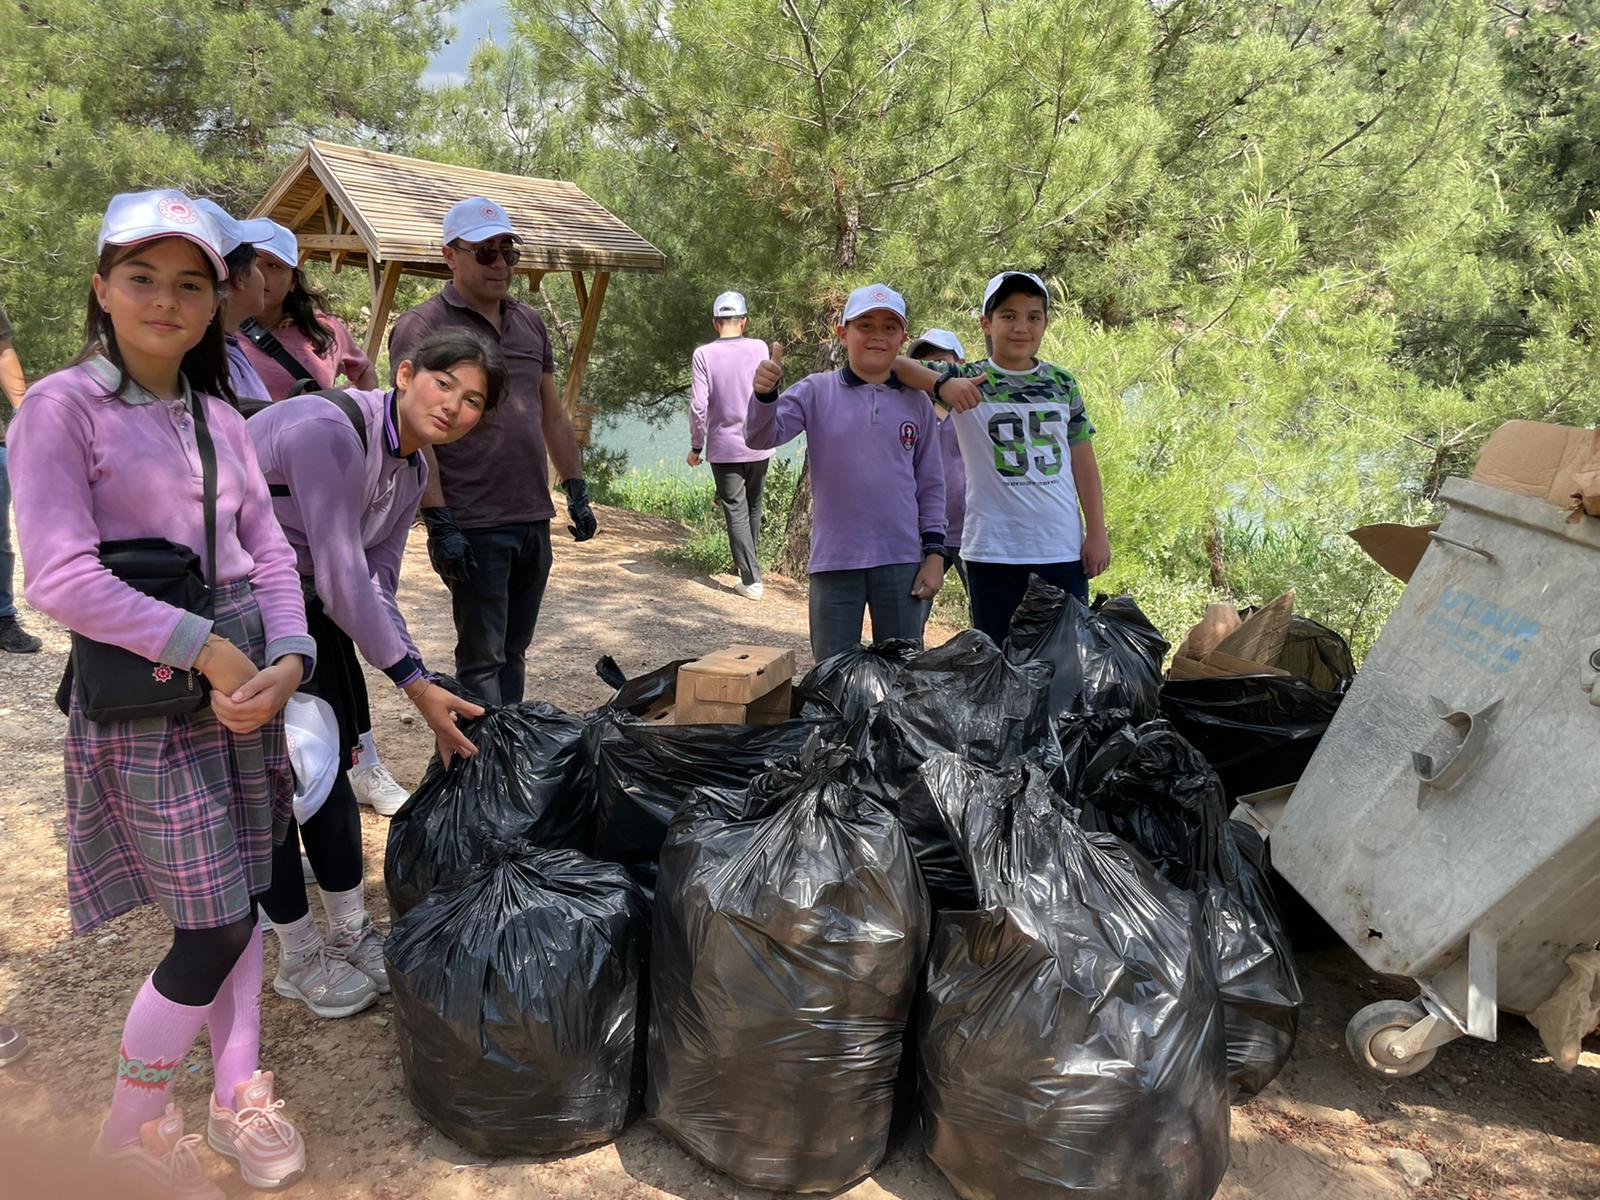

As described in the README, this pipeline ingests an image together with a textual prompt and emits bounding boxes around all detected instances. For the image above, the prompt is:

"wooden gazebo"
[251,139,666,442]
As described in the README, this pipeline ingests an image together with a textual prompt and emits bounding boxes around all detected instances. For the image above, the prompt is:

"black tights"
[151,904,259,1007]
[258,772,364,926]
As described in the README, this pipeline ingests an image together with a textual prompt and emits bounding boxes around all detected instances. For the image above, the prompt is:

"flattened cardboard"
[1473,420,1600,508]
[1348,523,1439,583]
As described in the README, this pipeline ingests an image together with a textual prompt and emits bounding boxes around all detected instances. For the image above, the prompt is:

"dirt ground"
[2,503,1598,1199]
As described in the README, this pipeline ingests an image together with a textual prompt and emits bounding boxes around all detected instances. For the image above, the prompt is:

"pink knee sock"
[101,976,210,1149]
[206,922,263,1109]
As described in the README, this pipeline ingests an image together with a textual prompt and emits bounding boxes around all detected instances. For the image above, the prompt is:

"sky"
[425,0,508,87]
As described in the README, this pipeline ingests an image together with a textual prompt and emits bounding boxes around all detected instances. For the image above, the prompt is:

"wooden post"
[365,261,403,363]
[561,271,609,451]
[570,270,588,313]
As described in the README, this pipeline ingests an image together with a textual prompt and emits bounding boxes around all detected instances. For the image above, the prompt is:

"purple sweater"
[745,364,945,573]
[938,413,967,551]
[248,388,427,687]
[690,337,774,463]
[9,357,314,672]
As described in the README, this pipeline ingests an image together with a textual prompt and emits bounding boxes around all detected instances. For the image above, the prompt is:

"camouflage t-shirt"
[937,358,1095,564]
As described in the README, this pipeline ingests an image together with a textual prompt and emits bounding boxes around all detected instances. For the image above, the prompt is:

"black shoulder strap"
[265,389,368,498]
[191,391,218,595]
[240,317,317,393]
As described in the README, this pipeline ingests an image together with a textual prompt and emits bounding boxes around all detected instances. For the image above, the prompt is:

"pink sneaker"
[206,1070,306,1190]
[95,1104,224,1199]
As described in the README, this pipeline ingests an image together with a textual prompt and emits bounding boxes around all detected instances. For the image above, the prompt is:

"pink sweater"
[9,358,314,672]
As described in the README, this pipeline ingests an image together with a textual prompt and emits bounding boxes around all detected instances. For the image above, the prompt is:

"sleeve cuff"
[382,654,426,688]
[754,389,779,404]
[266,635,318,682]
[158,612,214,670]
[690,446,702,454]
[921,531,948,553]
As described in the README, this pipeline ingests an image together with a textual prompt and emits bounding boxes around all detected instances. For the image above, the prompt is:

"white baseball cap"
[842,283,907,324]
[97,189,228,281]
[193,198,278,257]
[255,220,300,268]
[442,195,522,246]
[712,290,748,317]
[284,694,342,825]
[908,328,966,360]
[982,270,1050,315]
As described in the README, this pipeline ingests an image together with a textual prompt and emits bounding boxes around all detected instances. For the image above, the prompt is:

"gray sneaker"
[327,915,389,995]
[273,945,379,1018]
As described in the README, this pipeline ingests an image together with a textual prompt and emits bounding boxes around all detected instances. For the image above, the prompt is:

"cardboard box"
[1168,591,1296,680]
[1350,419,1600,582]
[676,646,795,726]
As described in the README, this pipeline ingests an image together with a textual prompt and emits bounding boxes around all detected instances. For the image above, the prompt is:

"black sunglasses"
[456,241,521,267]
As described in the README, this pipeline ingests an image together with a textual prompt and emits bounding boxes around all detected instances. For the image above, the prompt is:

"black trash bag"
[385,701,595,919]
[866,630,1060,907]
[1277,616,1356,693]
[1158,676,1343,802]
[917,753,1230,1200]
[1081,721,1302,1098]
[386,842,647,1156]
[1057,707,1136,797]
[1004,578,1169,720]
[588,659,838,902]
[1079,720,1222,891]
[1205,820,1303,1097]
[796,639,919,725]
[649,741,931,1193]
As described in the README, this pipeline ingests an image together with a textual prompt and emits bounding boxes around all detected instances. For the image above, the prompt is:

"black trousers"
[449,520,553,707]
[711,460,769,585]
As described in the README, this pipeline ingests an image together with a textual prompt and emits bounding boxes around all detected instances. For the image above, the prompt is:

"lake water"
[591,410,805,476]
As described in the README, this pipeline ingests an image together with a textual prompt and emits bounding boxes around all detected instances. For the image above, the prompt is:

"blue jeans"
[966,559,1088,646]
[808,563,930,663]
[0,445,15,618]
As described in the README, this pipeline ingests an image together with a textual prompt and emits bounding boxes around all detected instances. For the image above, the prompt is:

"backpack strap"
[240,317,318,395]
[265,389,367,497]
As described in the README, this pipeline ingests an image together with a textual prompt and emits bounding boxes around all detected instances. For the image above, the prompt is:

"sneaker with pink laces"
[95,1104,224,1199]
[206,1070,306,1190]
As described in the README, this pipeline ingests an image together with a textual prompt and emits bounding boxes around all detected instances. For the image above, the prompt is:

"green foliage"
[0,0,454,375]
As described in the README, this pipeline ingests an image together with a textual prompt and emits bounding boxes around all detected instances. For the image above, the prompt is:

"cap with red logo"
[442,195,523,246]
[97,190,228,281]
[842,283,907,324]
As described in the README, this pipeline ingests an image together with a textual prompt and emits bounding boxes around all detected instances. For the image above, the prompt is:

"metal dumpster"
[1241,475,1600,1077]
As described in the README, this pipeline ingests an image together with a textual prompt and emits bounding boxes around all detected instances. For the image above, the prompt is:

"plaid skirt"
[63,579,294,934]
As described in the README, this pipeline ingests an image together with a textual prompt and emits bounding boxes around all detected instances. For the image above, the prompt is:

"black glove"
[563,477,598,541]
[422,506,476,585]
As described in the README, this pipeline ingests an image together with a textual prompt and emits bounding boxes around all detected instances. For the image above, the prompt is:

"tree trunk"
[775,198,860,579]
[1204,523,1230,594]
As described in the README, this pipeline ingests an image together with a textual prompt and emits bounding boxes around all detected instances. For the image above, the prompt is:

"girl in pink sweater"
[9,191,313,1195]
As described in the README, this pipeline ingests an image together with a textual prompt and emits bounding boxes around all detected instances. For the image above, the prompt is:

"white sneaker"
[350,761,409,817]
[273,945,379,1019]
[733,580,766,600]
[328,915,390,994]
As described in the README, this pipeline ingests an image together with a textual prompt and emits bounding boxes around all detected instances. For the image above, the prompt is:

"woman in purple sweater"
[246,330,497,1022]
[9,191,314,1194]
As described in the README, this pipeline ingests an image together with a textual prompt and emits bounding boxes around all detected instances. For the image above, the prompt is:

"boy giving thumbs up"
[744,285,948,663]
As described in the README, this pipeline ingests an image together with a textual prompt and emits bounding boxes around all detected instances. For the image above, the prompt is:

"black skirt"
[298,582,371,770]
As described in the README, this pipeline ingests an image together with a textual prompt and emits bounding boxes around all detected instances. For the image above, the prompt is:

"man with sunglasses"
[389,195,597,707]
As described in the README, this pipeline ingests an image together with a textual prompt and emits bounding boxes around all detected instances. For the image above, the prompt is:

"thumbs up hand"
[753,342,785,395]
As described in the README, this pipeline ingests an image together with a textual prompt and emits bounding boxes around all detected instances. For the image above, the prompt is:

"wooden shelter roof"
[250,139,666,277]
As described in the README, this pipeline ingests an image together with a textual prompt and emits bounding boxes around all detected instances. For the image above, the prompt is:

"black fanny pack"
[55,395,218,721]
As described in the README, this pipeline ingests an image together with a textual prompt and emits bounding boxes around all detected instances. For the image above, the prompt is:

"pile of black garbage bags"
[382,578,1330,1197]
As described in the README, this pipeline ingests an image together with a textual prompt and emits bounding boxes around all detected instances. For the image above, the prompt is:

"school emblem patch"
[900,421,917,451]
[157,196,197,224]
[482,204,499,219]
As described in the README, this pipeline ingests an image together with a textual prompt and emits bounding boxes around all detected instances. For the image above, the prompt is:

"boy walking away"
[897,272,1109,645]
[688,291,773,599]
[907,328,970,595]
[746,284,947,663]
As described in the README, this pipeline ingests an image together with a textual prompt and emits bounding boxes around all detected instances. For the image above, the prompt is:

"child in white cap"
[897,272,1109,644]
[746,283,947,662]
[8,189,313,1192]
[688,290,774,598]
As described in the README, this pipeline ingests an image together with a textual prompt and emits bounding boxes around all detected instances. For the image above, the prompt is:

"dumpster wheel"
[1346,1000,1436,1077]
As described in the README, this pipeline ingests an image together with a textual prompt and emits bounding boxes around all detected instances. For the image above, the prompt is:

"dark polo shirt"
[388,283,556,527]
